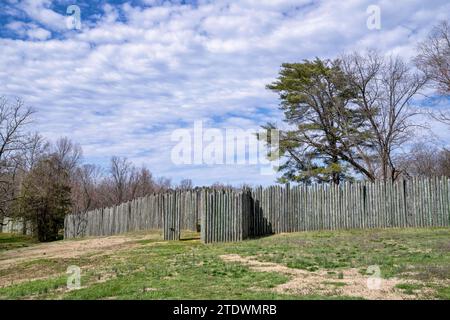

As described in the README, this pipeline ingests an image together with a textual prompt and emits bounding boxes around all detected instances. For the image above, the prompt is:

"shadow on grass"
[180,236,201,241]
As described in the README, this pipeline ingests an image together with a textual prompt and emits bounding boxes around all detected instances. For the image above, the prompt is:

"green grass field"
[0,228,449,300]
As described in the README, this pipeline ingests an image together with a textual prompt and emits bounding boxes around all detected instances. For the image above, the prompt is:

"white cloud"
[0,0,449,185]
[26,26,51,40]
[17,0,67,31]
[6,20,51,40]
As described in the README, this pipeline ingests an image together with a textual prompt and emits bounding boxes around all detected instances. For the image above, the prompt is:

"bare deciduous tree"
[179,179,193,190]
[129,167,157,199]
[54,137,82,173]
[21,133,50,171]
[0,97,34,164]
[416,20,450,126]
[71,164,103,214]
[110,156,132,204]
[343,52,428,181]
[397,142,450,178]
[416,20,450,94]
[154,177,171,192]
[0,97,34,229]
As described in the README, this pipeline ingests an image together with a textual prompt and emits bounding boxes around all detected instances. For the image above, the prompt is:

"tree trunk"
[22,219,27,235]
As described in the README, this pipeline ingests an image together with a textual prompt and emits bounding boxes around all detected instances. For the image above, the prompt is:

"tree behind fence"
[64,177,450,242]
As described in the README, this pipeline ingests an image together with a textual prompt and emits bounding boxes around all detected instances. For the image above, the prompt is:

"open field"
[0,228,449,300]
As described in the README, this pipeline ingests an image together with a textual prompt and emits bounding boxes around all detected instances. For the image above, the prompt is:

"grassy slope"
[0,233,36,252]
[0,228,449,300]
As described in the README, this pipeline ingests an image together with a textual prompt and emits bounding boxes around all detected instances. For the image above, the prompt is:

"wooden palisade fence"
[64,177,450,243]
[64,190,203,240]
[0,217,31,235]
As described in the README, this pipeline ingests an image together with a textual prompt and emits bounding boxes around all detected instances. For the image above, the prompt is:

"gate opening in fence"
[64,177,450,243]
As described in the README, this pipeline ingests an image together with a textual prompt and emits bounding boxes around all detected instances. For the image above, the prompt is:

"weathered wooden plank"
[64,178,450,241]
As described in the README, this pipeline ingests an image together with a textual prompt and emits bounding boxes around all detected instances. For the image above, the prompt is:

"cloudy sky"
[1,0,449,186]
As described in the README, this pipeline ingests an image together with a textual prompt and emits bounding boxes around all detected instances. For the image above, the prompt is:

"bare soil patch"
[0,233,162,268]
[220,254,434,300]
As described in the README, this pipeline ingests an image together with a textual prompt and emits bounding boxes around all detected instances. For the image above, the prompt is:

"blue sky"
[0,0,449,186]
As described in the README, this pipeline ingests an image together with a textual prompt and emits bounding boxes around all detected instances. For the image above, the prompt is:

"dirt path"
[0,233,166,288]
[0,233,161,270]
[220,254,432,300]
